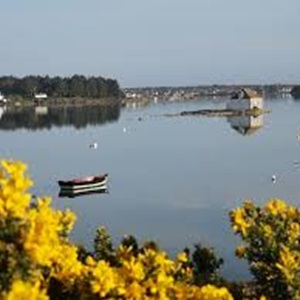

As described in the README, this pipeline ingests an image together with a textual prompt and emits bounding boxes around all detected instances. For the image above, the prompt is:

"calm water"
[1,97,300,280]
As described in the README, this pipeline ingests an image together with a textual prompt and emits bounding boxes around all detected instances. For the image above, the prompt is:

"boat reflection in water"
[227,114,264,136]
[58,187,108,198]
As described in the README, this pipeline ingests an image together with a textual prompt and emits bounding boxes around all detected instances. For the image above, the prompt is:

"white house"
[226,88,263,111]
[34,93,48,100]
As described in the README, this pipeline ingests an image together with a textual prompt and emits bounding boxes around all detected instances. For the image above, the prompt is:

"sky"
[0,0,299,87]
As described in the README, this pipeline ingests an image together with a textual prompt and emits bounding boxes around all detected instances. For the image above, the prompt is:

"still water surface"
[1,97,300,280]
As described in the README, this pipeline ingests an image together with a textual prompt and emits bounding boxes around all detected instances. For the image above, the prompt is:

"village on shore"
[0,83,297,108]
[122,84,294,107]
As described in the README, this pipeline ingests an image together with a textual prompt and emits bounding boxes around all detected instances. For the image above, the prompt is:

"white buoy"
[271,175,276,183]
[123,127,127,133]
[89,142,98,149]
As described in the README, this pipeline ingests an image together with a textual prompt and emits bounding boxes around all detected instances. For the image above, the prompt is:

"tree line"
[0,75,122,99]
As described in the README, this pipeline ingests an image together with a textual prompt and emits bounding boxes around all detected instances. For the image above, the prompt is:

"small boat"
[58,174,108,192]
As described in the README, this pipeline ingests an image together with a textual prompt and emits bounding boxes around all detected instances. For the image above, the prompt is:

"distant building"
[34,93,48,100]
[227,88,263,111]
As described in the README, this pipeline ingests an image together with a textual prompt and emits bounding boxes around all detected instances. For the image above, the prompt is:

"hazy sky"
[0,0,299,87]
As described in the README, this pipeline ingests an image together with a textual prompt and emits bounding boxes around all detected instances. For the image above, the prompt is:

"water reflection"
[58,188,108,198]
[0,106,6,120]
[35,106,48,116]
[227,114,264,136]
[0,104,121,130]
[2,98,299,281]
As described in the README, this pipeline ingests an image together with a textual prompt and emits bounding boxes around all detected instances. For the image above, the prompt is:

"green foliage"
[0,218,32,292]
[0,75,121,100]
[120,234,139,256]
[179,244,226,290]
[190,243,224,285]
[92,227,162,266]
[93,226,115,263]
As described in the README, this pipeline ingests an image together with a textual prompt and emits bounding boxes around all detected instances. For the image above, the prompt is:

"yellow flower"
[60,209,76,234]
[4,280,48,300]
[156,271,174,288]
[0,160,33,219]
[262,224,273,239]
[276,246,300,281]
[90,260,121,297]
[153,251,174,272]
[177,252,188,263]
[52,244,83,285]
[196,284,234,300]
[121,257,145,281]
[288,222,300,241]
[286,206,298,219]
[1,160,27,176]
[23,197,76,266]
[123,281,145,300]
[231,207,250,236]
[264,198,287,216]
[85,256,96,267]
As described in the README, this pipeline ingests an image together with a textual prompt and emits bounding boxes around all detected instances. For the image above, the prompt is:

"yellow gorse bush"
[0,160,32,218]
[0,159,234,300]
[230,198,300,299]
